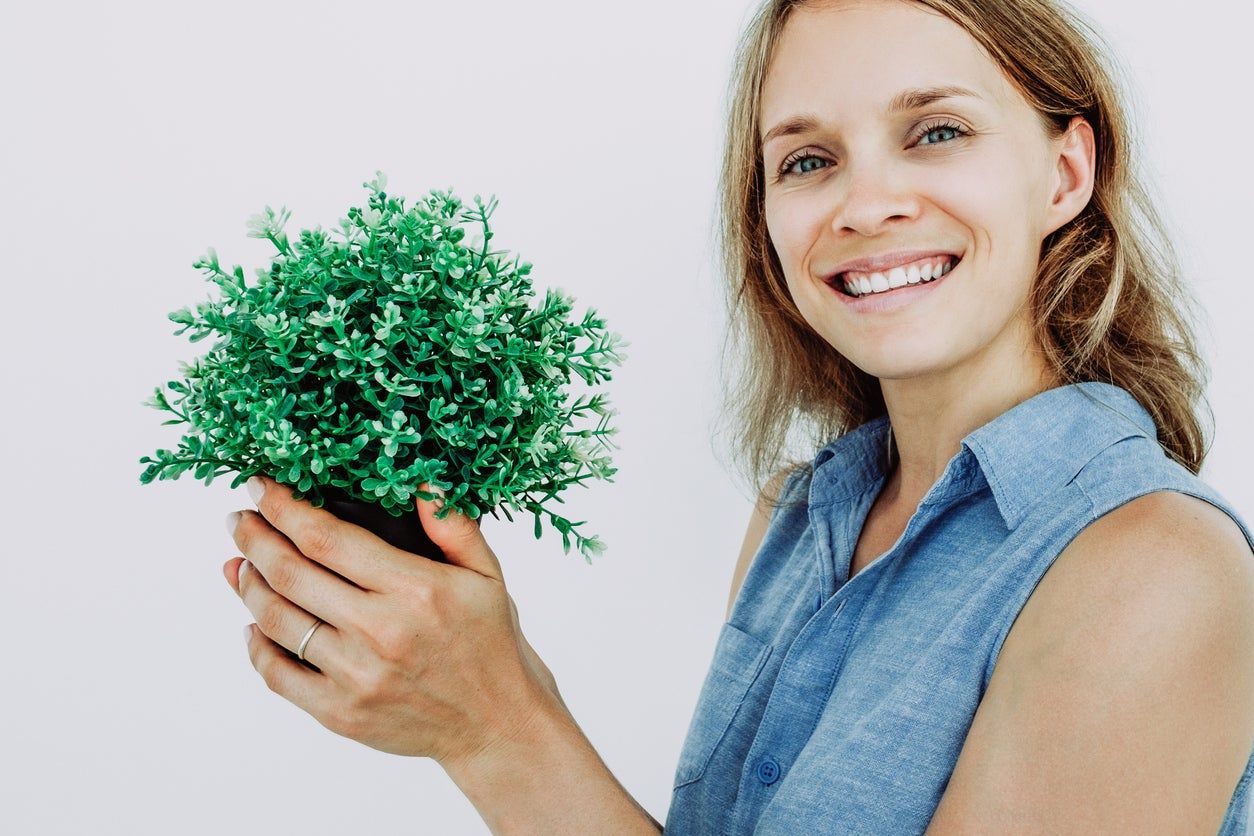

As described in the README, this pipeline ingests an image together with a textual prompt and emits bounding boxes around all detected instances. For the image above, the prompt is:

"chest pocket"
[673,621,773,789]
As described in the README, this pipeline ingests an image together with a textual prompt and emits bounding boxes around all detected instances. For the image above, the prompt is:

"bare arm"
[926,492,1254,834]
[727,468,795,620]
[443,687,663,834]
[442,468,795,833]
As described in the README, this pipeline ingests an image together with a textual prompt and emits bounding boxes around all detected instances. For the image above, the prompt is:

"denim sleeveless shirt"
[666,381,1254,835]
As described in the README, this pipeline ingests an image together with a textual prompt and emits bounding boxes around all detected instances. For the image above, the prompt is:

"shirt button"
[756,756,781,785]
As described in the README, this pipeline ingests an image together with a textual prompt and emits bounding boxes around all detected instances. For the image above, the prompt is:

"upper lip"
[826,249,963,280]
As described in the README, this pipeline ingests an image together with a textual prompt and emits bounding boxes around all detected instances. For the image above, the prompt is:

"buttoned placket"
[723,450,980,835]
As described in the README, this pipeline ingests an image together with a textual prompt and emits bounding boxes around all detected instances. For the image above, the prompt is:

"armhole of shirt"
[769,465,811,524]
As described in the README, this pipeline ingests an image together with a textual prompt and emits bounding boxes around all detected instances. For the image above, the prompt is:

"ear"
[1043,115,1097,237]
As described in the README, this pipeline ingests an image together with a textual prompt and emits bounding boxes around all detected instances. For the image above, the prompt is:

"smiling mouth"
[830,254,962,297]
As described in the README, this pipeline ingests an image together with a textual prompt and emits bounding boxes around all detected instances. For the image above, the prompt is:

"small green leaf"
[138,174,621,565]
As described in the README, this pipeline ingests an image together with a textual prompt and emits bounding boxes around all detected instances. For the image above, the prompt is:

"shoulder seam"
[981,484,1097,693]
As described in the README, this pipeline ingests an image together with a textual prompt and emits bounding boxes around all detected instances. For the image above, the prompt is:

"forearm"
[443,689,662,835]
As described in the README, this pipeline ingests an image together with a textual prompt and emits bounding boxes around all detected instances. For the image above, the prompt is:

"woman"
[685,0,1254,832]
[223,0,1254,833]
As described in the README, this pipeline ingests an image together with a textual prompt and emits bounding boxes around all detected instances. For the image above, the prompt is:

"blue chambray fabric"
[665,381,1254,835]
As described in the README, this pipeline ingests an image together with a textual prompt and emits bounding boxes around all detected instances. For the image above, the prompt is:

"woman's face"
[760,0,1090,385]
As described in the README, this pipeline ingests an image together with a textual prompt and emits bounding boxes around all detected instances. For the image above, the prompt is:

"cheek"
[932,153,1021,222]
[765,196,825,269]
[931,150,1045,289]
[963,141,1053,234]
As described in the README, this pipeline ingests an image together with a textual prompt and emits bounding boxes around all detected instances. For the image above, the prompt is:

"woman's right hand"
[226,474,567,766]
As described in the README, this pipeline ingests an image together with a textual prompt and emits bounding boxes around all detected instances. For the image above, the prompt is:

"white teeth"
[841,256,957,297]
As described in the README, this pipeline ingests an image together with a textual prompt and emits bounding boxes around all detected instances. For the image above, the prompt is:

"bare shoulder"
[927,491,1254,833]
[1006,491,1254,661]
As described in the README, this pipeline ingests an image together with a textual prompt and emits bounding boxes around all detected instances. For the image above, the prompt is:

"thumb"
[415,482,503,581]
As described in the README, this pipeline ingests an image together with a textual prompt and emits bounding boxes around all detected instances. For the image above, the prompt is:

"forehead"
[760,0,1013,136]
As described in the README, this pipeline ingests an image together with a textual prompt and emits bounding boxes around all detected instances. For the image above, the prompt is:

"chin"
[845,347,960,381]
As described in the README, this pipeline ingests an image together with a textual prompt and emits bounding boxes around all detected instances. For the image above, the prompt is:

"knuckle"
[369,624,408,664]
[409,576,440,613]
[377,614,426,667]
[233,512,256,549]
[303,521,338,561]
[267,557,301,596]
[342,655,381,701]
[357,665,401,713]
[257,656,282,693]
[350,666,387,705]
[325,706,358,739]
[382,580,436,636]
[257,601,285,638]
[411,583,446,628]
[426,583,457,630]
[356,583,440,664]
[339,594,376,636]
[260,493,285,529]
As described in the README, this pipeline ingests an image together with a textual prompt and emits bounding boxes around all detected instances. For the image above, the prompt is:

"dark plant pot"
[315,483,481,564]
[283,482,483,674]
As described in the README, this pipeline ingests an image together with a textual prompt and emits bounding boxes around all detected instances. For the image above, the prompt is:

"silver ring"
[297,618,324,662]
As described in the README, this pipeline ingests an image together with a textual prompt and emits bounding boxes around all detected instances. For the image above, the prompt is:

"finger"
[230,508,371,634]
[415,482,504,582]
[248,475,430,593]
[243,623,345,729]
[236,557,344,675]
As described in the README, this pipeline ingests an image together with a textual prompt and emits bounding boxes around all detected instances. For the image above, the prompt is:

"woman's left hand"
[222,474,556,766]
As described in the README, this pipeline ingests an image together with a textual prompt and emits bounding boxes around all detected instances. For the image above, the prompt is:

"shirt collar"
[810,381,1158,529]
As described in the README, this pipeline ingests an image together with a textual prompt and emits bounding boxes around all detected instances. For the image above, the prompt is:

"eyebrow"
[760,84,984,147]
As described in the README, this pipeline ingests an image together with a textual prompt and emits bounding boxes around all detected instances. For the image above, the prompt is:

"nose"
[828,161,921,237]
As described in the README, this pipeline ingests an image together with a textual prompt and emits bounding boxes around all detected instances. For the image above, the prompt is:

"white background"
[2,0,1251,832]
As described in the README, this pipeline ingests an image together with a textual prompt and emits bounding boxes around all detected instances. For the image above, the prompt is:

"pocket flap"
[672,621,773,789]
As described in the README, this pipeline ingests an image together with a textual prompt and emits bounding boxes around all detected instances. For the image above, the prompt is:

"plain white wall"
[1,0,1250,832]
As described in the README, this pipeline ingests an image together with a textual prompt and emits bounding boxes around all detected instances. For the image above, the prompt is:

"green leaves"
[245,205,294,256]
[138,171,627,562]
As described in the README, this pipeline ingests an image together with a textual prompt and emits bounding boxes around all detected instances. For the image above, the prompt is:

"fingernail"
[238,559,250,585]
[247,476,265,505]
[225,511,241,536]
[243,624,252,645]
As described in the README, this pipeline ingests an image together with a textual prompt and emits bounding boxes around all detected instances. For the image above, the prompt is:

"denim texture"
[666,382,1254,835]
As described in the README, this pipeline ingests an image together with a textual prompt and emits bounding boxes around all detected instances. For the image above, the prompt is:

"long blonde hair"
[709,0,1213,508]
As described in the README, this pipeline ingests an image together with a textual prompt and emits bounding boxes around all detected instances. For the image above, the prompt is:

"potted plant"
[138,171,626,563]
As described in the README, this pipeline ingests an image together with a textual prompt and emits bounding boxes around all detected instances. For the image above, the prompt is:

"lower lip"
[828,260,961,313]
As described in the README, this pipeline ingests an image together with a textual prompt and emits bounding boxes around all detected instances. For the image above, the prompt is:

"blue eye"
[774,119,971,180]
[916,120,968,146]
[775,151,830,179]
